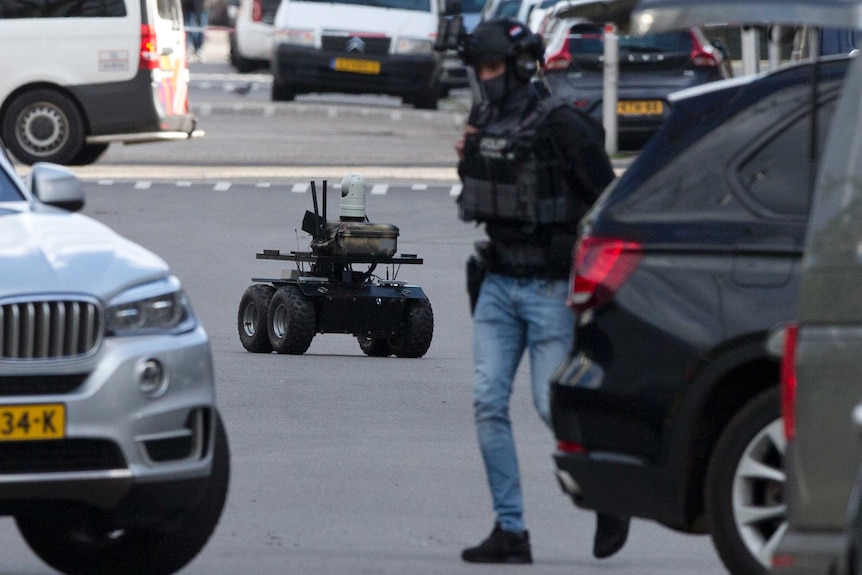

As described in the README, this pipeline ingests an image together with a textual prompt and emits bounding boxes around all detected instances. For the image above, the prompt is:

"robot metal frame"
[237,174,434,357]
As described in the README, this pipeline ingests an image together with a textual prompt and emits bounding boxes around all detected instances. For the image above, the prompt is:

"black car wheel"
[16,414,230,575]
[268,285,316,354]
[389,299,433,358]
[357,335,393,357]
[238,284,276,353]
[271,79,296,102]
[705,387,785,575]
[68,143,109,166]
[2,89,85,165]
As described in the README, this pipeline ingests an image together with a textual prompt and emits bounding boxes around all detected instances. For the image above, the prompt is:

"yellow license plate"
[0,404,65,440]
[617,100,664,116]
[332,58,381,75]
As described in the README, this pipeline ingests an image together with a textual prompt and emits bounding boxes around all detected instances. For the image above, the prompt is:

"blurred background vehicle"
[230,0,281,72]
[549,54,850,575]
[541,8,729,148]
[0,0,200,166]
[271,0,444,109]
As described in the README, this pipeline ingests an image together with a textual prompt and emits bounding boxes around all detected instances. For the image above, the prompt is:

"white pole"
[603,22,619,155]
[741,25,761,75]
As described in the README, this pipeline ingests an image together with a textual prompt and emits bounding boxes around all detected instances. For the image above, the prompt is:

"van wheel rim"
[732,417,788,568]
[18,103,68,156]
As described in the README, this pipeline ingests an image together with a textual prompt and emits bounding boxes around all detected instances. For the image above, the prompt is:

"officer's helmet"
[458,18,544,79]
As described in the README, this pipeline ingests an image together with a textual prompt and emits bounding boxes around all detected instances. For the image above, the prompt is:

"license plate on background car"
[0,404,65,440]
[617,100,664,115]
[331,58,381,75]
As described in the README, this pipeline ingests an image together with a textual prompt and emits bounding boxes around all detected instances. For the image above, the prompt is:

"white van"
[270,0,443,109]
[0,0,202,166]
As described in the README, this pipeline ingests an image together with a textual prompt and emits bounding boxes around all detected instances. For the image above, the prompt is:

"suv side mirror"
[26,163,85,212]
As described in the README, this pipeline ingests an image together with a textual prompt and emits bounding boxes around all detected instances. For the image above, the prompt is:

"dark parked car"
[549,54,849,575]
[542,10,729,146]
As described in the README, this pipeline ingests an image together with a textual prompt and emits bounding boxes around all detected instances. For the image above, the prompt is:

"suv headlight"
[106,277,197,336]
[395,36,433,54]
[276,28,316,47]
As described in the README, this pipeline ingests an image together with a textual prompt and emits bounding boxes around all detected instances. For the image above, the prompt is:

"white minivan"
[271,0,444,109]
[0,0,202,166]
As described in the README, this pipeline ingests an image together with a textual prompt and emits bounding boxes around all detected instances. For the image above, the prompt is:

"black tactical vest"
[458,95,587,226]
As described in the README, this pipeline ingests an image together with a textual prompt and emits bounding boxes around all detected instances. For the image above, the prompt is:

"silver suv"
[0,148,229,574]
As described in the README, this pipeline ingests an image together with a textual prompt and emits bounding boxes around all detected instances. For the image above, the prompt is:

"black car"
[549,55,849,575]
[542,12,730,147]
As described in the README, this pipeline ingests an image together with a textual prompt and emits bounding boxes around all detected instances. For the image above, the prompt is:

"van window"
[0,0,127,18]
[301,0,431,11]
[156,0,182,22]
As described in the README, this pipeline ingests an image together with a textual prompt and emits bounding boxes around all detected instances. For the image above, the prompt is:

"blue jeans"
[472,272,574,534]
[185,10,208,52]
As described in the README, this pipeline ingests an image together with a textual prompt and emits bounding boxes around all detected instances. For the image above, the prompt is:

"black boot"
[462,523,533,564]
[592,514,630,559]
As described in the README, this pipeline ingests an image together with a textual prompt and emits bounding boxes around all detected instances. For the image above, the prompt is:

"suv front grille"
[0,374,88,395]
[0,299,102,360]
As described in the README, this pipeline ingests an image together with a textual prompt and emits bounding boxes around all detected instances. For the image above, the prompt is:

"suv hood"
[0,207,168,300]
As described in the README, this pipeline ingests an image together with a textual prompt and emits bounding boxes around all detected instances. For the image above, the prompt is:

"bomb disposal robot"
[237,174,434,357]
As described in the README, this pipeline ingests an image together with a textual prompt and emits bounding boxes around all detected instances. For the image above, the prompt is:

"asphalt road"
[1,37,709,574]
[0,178,725,575]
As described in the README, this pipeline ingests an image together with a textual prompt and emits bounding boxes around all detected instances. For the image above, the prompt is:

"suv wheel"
[705,387,785,575]
[16,414,230,575]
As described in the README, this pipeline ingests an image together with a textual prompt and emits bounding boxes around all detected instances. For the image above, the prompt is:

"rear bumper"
[273,44,440,97]
[87,128,204,145]
[772,529,844,575]
[553,450,693,531]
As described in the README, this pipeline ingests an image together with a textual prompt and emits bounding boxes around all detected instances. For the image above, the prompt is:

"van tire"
[271,80,296,102]
[412,86,439,110]
[2,89,85,166]
[69,143,110,166]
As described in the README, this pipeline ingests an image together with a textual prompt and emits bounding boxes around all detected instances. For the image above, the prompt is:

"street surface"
[2,32,716,575]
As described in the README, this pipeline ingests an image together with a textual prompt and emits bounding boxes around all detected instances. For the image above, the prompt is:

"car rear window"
[604,58,849,220]
[565,26,691,55]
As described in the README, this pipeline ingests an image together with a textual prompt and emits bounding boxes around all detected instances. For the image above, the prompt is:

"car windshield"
[301,0,431,10]
[459,0,484,12]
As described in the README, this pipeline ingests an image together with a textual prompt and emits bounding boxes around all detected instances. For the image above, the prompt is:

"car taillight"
[568,236,642,314]
[544,53,571,71]
[780,323,799,440]
[689,29,720,68]
[140,24,159,70]
[557,441,586,454]
[252,0,263,22]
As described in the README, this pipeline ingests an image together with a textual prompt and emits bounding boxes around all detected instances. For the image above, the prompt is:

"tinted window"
[156,0,181,21]
[0,0,126,17]
[608,76,843,219]
[566,28,692,56]
[737,94,839,217]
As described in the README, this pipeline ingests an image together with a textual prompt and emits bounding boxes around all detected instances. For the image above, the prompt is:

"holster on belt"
[466,241,492,316]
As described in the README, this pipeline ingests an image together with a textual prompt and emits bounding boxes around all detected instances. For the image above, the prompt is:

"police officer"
[454,18,629,564]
